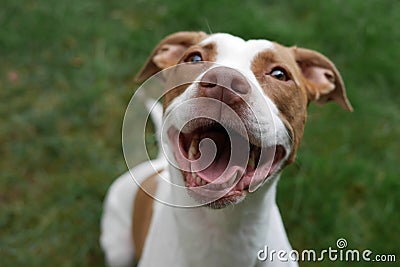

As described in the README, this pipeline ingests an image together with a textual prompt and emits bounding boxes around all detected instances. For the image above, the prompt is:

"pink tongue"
[192,130,245,184]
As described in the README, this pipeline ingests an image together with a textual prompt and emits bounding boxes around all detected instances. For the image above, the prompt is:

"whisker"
[203,18,213,34]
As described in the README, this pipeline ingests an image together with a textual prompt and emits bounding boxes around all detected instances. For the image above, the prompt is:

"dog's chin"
[186,187,247,209]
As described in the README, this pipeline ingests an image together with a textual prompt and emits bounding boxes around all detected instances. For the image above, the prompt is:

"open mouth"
[167,119,286,206]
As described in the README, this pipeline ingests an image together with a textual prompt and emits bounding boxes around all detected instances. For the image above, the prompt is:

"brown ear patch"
[135,31,208,83]
[152,44,188,69]
[294,47,353,112]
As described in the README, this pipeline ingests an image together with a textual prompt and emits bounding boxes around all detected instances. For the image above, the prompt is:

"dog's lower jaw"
[198,190,247,209]
[138,166,296,267]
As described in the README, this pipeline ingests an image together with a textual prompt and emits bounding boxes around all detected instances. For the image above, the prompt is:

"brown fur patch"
[135,31,208,83]
[162,42,218,110]
[251,44,309,164]
[132,171,160,261]
[163,84,190,110]
[251,43,352,163]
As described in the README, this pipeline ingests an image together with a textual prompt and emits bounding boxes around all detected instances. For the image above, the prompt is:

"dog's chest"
[178,219,266,267]
[139,175,273,267]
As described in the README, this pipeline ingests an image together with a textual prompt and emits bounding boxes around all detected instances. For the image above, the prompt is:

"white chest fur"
[138,168,297,267]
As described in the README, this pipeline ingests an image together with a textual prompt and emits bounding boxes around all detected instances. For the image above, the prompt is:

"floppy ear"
[294,47,353,111]
[135,31,208,83]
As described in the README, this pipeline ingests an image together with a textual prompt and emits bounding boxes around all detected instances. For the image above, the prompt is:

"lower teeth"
[190,170,242,189]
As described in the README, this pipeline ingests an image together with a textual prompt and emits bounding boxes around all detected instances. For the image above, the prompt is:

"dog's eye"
[270,68,289,81]
[185,53,203,63]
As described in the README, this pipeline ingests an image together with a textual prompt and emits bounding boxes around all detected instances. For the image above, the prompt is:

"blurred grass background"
[0,0,399,266]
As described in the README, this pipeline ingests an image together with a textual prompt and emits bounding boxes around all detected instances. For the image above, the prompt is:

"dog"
[100,31,352,267]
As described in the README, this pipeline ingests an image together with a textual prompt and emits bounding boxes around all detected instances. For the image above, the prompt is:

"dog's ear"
[135,31,208,83]
[294,47,353,111]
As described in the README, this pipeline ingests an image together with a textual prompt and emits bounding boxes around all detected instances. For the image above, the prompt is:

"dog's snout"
[199,67,250,104]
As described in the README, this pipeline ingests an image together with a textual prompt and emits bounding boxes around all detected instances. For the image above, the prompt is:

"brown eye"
[270,68,289,81]
[185,53,203,63]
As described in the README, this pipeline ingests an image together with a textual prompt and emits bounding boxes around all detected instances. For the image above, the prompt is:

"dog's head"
[136,32,352,208]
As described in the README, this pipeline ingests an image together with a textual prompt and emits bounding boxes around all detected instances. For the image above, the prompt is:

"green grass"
[1,0,399,266]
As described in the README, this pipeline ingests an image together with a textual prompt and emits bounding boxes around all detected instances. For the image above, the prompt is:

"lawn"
[0,0,399,266]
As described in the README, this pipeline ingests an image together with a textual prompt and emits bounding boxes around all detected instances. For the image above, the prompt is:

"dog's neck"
[164,165,280,266]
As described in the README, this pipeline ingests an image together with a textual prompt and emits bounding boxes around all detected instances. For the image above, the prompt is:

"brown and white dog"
[100,32,352,267]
